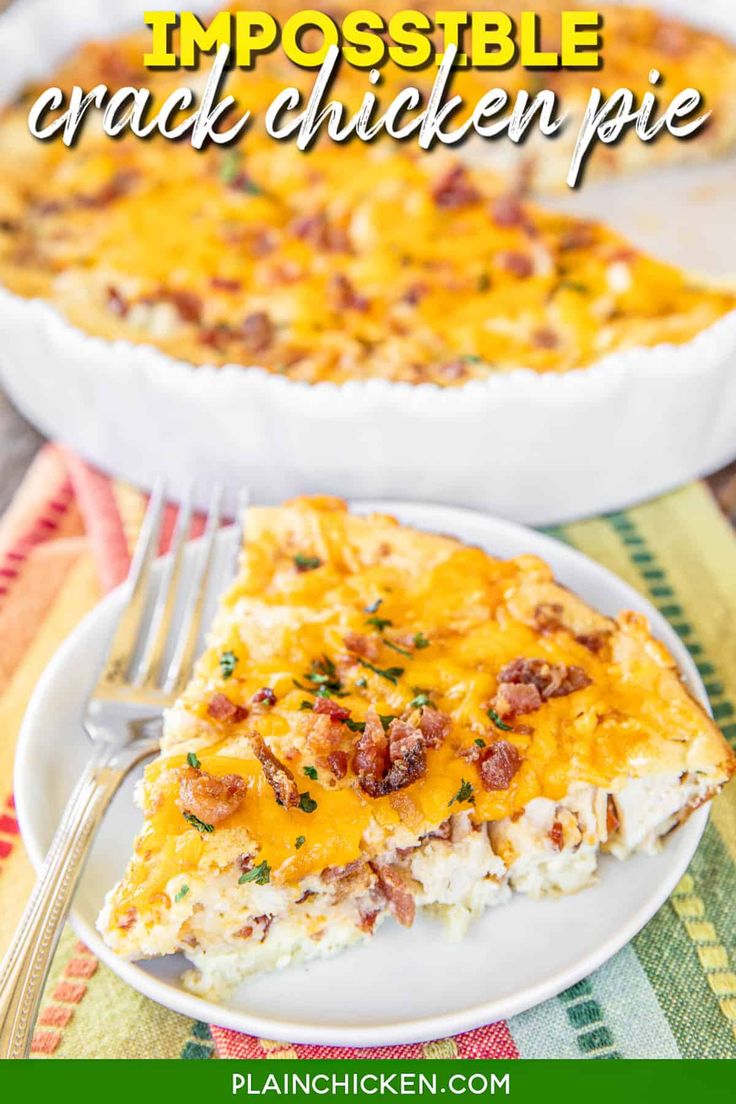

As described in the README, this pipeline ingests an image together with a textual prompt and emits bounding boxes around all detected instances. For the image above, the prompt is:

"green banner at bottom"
[0,1059,733,1102]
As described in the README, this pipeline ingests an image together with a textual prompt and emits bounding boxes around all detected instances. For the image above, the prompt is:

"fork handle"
[0,745,139,1059]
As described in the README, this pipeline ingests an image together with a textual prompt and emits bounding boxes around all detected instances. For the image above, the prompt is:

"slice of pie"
[98,497,734,998]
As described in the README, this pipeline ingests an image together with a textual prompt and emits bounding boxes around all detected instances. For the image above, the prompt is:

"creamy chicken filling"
[172,769,715,998]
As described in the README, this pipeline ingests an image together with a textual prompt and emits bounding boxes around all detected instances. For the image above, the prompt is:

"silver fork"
[0,480,235,1060]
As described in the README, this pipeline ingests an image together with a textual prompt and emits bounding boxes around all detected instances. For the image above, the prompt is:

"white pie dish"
[1,0,736,525]
[14,501,709,1047]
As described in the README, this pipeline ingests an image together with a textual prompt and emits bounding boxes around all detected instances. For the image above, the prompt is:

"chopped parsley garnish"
[449,779,474,806]
[557,279,588,294]
[219,151,263,194]
[413,632,430,649]
[186,751,201,770]
[355,676,368,688]
[219,650,238,679]
[303,765,318,780]
[357,658,404,685]
[365,615,392,632]
[298,792,318,814]
[174,884,190,902]
[183,811,214,833]
[239,860,271,885]
[384,639,412,657]
[347,713,397,733]
[474,738,486,748]
[408,690,432,709]
[294,553,322,572]
[364,598,383,613]
[220,150,241,185]
[300,700,314,710]
[306,655,343,694]
[488,708,513,732]
[239,178,263,196]
[317,684,347,698]
[295,836,306,850]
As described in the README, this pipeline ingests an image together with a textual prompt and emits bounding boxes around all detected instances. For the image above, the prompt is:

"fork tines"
[99,482,229,701]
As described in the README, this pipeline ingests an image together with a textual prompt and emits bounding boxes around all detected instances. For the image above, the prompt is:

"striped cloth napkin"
[0,443,734,1059]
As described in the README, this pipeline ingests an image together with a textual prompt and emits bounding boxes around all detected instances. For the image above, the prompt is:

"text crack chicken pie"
[1,4,736,385]
[98,498,735,998]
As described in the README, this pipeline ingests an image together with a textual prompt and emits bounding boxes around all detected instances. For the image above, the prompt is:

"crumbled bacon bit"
[497,251,535,279]
[296,890,316,904]
[494,657,591,716]
[550,821,564,850]
[608,245,638,264]
[418,708,451,747]
[77,170,138,209]
[291,211,351,252]
[373,864,416,927]
[252,687,277,707]
[118,908,137,931]
[359,717,426,798]
[207,693,248,723]
[234,924,254,939]
[241,311,274,354]
[343,632,380,661]
[198,323,231,350]
[313,698,351,722]
[354,707,446,797]
[358,907,380,933]
[388,719,424,764]
[576,631,610,654]
[323,860,363,883]
[491,193,526,228]
[238,853,254,873]
[210,275,242,292]
[559,222,596,251]
[166,289,203,324]
[253,914,274,943]
[106,285,128,318]
[432,165,481,209]
[400,282,428,306]
[534,604,610,655]
[179,767,246,824]
[534,603,565,633]
[493,681,542,718]
[352,707,388,780]
[425,819,452,841]
[606,795,620,836]
[252,737,299,808]
[328,273,369,312]
[328,750,348,779]
[478,740,522,792]
[250,229,277,256]
[532,327,559,350]
[226,171,259,194]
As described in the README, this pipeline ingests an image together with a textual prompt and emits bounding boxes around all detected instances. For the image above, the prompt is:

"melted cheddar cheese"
[105,497,734,932]
[0,3,734,385]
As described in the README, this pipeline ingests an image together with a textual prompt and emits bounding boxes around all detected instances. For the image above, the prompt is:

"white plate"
[14,502,709,1047]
